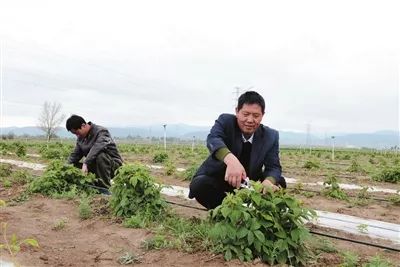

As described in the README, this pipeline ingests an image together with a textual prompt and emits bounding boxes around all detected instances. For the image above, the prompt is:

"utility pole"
[331,136,335,160]
[233,86,241,108]
[233,86,253,108]
[306,123,311,154]
[163,124,167,151]
[191,135,195,152]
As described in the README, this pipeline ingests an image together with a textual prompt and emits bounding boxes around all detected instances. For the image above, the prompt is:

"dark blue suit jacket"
[195,113,284,185]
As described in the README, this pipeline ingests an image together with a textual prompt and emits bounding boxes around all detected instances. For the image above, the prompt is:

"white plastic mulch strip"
[285,177,400,195]
[160,184,400,245]
[146,165,185,172]
[0,159,46,171]
[315,211,400,244]
[0,259,14,267]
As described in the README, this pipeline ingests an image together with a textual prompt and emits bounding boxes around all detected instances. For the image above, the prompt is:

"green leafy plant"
[0,204,39,261]
[182,164,198,181]
[342,154,351,160]
[308,236,337,254]
[13,142,27,157]
[209,182,315,265]
[347,160,363,173]
[153,152,168,163]
[39,143,71,160]
[355,186,371,206]
[29,160,97,197]
[303,160,320,170]
[373,166,400,183]
[388,192,400,206]
[0,222,39,260]
[323,174,348,200]
[110,164,168,225]
[141,234,170,250]
[0,163,12,177]
[164,161,176,176]
[10,170,33,185]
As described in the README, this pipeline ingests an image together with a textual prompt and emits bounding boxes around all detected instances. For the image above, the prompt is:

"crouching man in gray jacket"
[66,115,123,188]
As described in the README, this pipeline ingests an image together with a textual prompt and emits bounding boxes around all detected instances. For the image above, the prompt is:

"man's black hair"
[237,91,265,114]
[66,115,86,131]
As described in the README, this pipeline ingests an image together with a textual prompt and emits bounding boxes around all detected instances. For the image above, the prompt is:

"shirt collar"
[242,133,254,144]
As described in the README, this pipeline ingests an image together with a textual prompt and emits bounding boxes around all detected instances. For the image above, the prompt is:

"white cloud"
[0,0,398,133]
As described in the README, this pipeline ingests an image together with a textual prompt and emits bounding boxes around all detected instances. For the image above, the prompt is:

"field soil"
[1,153,400,266]
[1,184,400,267]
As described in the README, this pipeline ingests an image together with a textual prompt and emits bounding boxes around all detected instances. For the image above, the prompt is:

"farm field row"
[1,140,399,266]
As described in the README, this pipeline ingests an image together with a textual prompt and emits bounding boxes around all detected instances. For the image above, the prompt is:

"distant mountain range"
[1,125,398,149]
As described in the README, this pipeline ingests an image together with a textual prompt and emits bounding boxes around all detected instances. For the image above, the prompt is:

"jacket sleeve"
[68,144,83,164]
[206,114,230,159]
[263,131,282,183]
[84,130,113,165]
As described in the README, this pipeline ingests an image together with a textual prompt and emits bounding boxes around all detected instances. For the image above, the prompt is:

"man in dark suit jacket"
[189,91,286,209]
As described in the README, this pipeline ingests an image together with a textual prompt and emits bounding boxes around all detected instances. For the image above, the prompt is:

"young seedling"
[0,222,39,261]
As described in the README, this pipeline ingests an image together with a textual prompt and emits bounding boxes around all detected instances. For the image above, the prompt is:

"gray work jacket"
[68,122,123,165]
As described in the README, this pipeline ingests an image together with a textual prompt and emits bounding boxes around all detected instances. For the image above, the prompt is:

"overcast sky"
[0,0,398,134]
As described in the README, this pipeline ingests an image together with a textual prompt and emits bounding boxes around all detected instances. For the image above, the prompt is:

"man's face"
[236,103,264,135]
[70,124,87,138]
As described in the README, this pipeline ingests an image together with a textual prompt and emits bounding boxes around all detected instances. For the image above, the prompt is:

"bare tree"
[38,101,65,142]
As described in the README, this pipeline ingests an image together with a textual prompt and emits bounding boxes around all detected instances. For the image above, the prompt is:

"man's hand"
[261,179,279,194]
[223,153,246,188]
[81,163,88,174]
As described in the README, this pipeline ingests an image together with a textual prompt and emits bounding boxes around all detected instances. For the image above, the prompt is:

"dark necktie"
[239,141,252,177]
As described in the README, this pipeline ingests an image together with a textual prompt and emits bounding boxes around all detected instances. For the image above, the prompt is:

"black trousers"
[189,174,287,210]
[73,152,122,188]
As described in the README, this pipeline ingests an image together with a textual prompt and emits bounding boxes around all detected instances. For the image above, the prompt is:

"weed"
[118,252,141,265]
[52,218,67,231]
[11,170,33,185]
[141,234,170,250]
[308,237,337,254]
[357,224,368,234]
[362,255,392,267]
[340,251,359,267]
[79,196,92,220]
